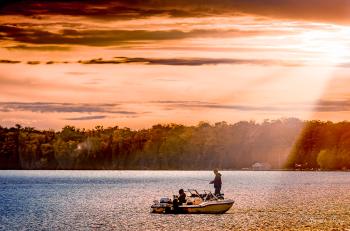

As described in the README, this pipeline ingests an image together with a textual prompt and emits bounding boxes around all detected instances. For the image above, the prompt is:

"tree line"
[0,119,349,170]
[285,120,350,170]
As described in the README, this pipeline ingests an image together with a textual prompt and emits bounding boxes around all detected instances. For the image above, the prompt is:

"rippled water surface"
[0,171,350,230]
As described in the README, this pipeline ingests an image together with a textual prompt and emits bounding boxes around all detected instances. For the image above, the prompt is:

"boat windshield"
[186,189,218,201]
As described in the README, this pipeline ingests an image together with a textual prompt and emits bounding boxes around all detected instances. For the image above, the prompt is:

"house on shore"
[252,162,271,170]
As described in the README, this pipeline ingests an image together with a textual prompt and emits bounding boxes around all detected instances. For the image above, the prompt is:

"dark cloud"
[0,1,200,20]
[150,100,350,112]
[0,25,278,46]
[0,59,21,64]
[0,56,301,67]
[64,115,107,120]
[313,100,350,112]
[152,101,281,111]
[5,45,71,51]
[0,0,350,24]
[2,100,350,115]
[27,61,40,65]
[150,100,211,104]
[0,102,138,115]
[79,57,300,66]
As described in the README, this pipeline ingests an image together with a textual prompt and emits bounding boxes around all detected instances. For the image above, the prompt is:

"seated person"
[178,189,187,205]
[173,189,187,212]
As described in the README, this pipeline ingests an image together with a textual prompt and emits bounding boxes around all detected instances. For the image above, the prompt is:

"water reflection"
[0,171,349,230]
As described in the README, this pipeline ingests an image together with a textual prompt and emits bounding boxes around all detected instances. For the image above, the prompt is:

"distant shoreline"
[2,120,350,171]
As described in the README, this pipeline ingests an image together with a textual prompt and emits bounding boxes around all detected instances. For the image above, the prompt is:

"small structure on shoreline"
[251,162,271,170]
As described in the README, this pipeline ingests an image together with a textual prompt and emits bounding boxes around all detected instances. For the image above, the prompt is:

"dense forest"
[285,121,350,170]
[0,119,349,170]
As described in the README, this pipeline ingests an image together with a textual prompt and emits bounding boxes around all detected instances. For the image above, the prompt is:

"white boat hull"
[151,199,234,214]
[180,200,234,214]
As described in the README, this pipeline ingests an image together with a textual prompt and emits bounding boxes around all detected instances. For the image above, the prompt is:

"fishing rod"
[187,177,210,182]
[185,177,220,193]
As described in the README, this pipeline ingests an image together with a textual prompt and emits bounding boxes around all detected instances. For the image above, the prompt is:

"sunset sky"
[1,0,350,130]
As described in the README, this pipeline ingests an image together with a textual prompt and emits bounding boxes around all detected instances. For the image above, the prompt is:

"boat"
[151,189,234,214]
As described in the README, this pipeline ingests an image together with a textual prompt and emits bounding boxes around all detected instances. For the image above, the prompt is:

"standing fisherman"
[209,169,222,195]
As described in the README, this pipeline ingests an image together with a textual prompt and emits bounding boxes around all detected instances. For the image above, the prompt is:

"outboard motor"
[160,197,172,203]
[151,197,173,213]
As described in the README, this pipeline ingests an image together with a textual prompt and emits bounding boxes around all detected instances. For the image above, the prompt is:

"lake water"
[0,171,349,230]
